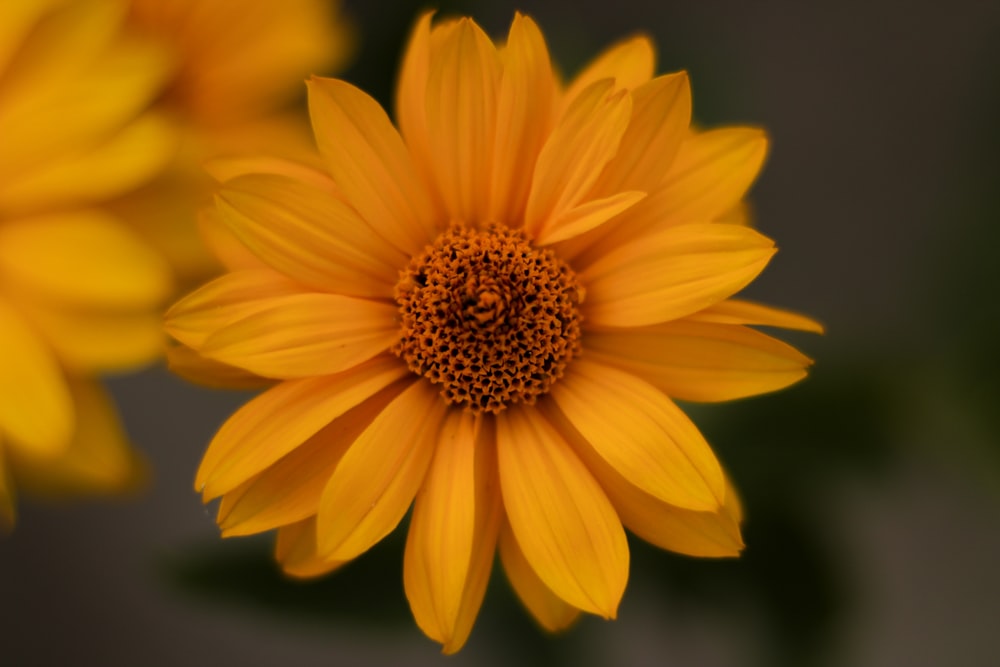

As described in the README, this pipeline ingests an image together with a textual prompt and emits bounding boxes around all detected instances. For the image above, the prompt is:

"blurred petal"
[275,517,346,579]
[585,320,814,402]
[0,299,73,457]
[196,356,409,499]
[166,345,273,391]
[690,298,826,333]
[582,223,776,327]
[499,519,580,631]
[561,35,655,109]
[0,446,15,532]
[496,406,628,618]
[551,360,725,510]
[0,211,172,309]
[308,77,438,255]
[317,380,448,561]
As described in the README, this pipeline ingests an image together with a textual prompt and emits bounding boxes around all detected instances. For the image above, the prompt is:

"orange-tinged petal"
[0,0,60,76]
[0,112,177,215]
[307,76,438,255]
[0,446,15,532]
[525,79,633,238]
[0,299,73,457]
[585,320,814,402]
[197,205,268,273]
[551,360,725,510]
[197,293,399,379]
[218,381,407,537]
[166,344,272,390]
[499,519,580,631]
[0,211,172,309]
[424,18,501,223]
[496,406,628,618]
[534,190,646,246]
[690,298,826,333]
[217,174,405,297]
[657,127,768,223]
[488,13,555,225]
[196,356,410,499]
[10,378,144,496]
[165,269,304,350]
[204,156,337,188]
[581,223,776,327]
[590,72,692,196]
[275,517,346,579]
[317,380,448,561]
[561,35,655,109]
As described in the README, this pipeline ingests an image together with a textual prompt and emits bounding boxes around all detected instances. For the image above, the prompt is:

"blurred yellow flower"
[0,0,175,527]
[167,12,822,652]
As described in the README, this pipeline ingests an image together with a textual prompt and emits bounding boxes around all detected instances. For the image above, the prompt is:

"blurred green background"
[3,1,1000,665]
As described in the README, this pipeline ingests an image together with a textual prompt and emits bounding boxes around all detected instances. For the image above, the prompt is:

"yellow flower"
[0,0,176,527]
[118,0,354,282]
[167,13,822,652]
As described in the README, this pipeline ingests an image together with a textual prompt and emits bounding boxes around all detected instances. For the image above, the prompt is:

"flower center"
[392,224,583,414]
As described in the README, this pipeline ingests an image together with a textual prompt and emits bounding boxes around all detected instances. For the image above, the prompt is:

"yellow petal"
[0,112,177,215]
[316,380,448,561]
[551,360,725,510]
[196,356,410,499]
[690,298,826,333]
[535,190,646,246]
[165,269,302,350]
[307,76,438,256]
[275,517,346,579]
[590,72,692,196]
[561,35,655,110]
[10,378,145,496]
[0,211,172,309]
[218,380,407,537]
[424,18,501,223]
[197,204,268,273]
[585,320,814,402]
[204,156,335,189]
[581,223,776,327]
[405,412,501,653]
[216,174,406,298]
[558,409,744,558]
[0,446,15,532]
[658,127,768,223]
[198,292,399,379]
[496,406,628,618]
[166,344,273,391]
[488,13,556,226]
[525,79,633,238]
[498,519,580,631]
[0,0,60,76]
[0,299,73,457]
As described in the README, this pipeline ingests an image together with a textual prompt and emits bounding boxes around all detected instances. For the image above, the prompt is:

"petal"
[581,223,776,327]
[0,211,172,309]
[496,406,628,618]
[198,293,399,379]
[166,345,273,391]
[561,35,655,109]
[9,378,144,496]
[689,298,826,334]
[499,518,580,631]
[218,380,407,537]
[534,190,646,246]
[197,205,268,274]
[590,72,692,196]
[585,320,814,402]
[275,517,346,579]
[555,407,744,558]
[216,173,406,298]
[316,380,448,561]
[165,269,303,350]
[196,356,410,499]
[395,12,437,203]
[0,446,16,532]
[307,76,438,256]
[551,360,725,510]
[525,80,633,238]
[0,299,73,457]
[488,13,556,226]
[0,112,177,215]
[203,156,336,187]
[424,18,501,223]
[405,412,501,653]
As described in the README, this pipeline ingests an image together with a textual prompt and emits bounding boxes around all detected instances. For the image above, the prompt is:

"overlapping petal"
[560,35,655,108]
[275,517,346,579]
[499,519,581,631]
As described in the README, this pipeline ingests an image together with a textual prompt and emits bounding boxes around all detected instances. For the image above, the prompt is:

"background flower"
[3,1,999,665]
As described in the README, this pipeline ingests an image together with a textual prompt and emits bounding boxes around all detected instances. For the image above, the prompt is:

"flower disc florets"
[392,224,583,413]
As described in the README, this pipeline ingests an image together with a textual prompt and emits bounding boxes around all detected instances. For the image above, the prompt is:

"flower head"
[167,12,822,652]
